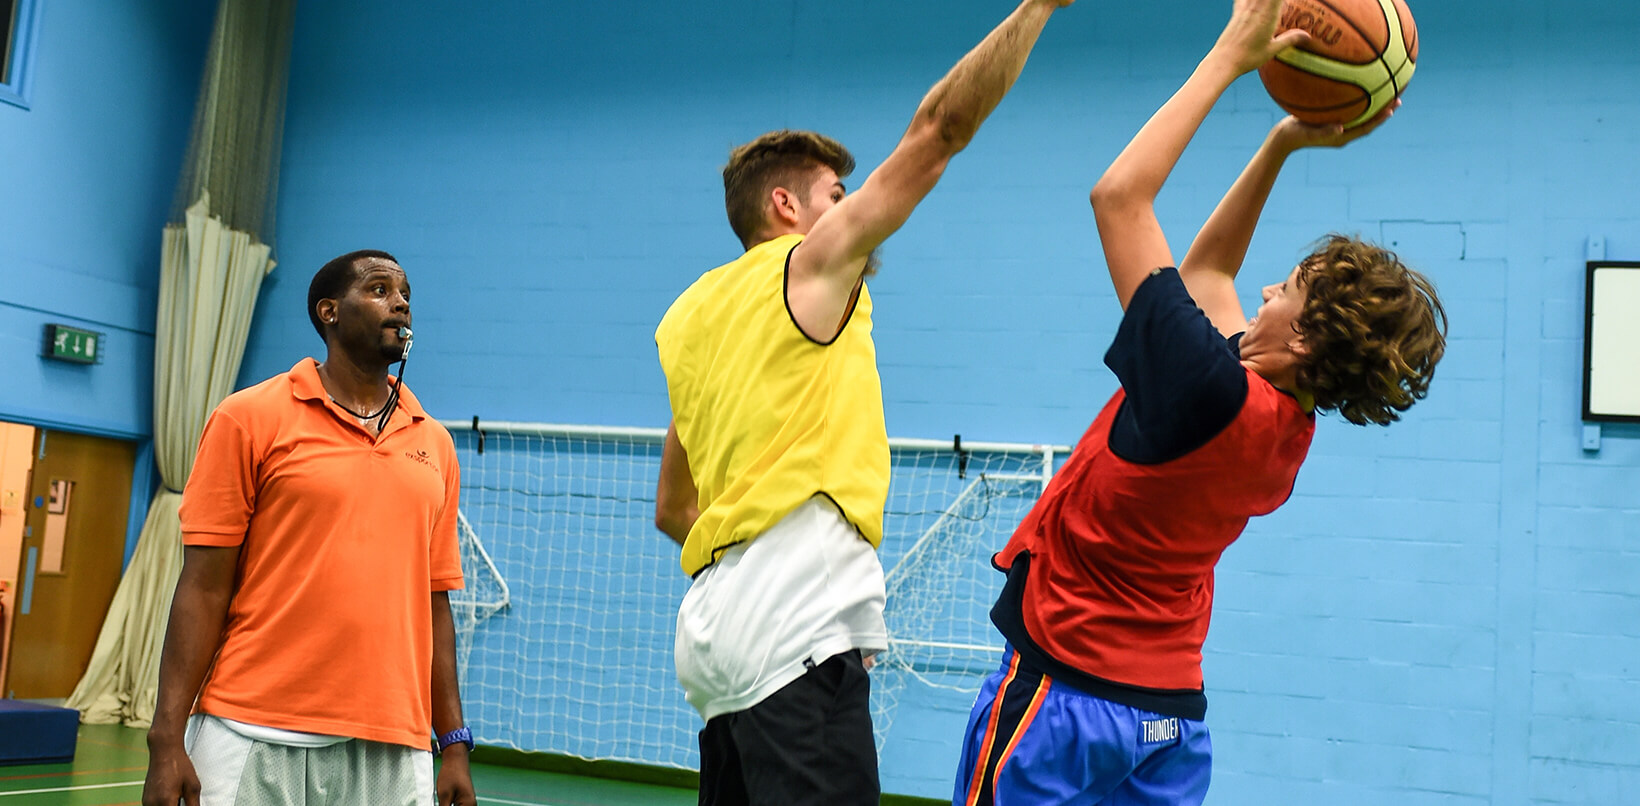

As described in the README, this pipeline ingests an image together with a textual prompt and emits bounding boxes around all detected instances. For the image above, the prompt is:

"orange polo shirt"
[179,358,463,749]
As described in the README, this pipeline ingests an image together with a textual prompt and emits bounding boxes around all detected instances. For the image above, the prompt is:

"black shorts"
[696,650,878,806]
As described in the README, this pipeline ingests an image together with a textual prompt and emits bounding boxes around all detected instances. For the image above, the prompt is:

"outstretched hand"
[1271,99,1400,152]
[1212,0,1312,75]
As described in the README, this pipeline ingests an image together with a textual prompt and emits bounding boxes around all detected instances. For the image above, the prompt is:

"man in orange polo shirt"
[142,250,474,806]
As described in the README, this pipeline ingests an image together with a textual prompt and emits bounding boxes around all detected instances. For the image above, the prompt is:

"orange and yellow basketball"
[1259,0,1418,127]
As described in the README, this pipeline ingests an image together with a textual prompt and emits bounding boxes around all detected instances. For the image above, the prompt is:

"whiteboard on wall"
[1585,261,1640,422]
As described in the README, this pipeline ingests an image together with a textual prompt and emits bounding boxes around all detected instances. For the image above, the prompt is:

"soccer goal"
[449,510,511,675]
[442,418,1067,769]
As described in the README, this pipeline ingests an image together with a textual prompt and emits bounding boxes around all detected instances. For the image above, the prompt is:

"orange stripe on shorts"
[964,652,1021,806]
[991,675,1052,792]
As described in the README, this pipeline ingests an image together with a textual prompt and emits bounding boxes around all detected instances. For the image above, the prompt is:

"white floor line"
[0,780,572,805]
[0,780,142,796]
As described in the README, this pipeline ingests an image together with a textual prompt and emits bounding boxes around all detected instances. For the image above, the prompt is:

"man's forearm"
[430,591,474,804]
[431,592,465,738]
[914,0,1063,151]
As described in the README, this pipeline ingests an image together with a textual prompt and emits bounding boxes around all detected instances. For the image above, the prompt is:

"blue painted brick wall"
[243,0,1640,801]
[0,0,210,438]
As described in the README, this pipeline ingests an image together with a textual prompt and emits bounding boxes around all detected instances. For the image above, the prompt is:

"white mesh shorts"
[184,715,434,805]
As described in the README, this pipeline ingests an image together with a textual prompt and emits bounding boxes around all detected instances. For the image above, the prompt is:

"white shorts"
[185,715,434,805]
[676,496,888,722]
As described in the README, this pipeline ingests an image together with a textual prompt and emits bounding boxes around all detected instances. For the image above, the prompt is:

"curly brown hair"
[723,130,855,250]
[1293,235,1447,426]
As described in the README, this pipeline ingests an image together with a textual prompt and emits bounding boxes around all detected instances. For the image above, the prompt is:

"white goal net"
[442,419,1066,769]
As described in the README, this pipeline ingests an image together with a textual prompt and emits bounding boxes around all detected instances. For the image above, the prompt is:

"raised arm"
[1089,0,1307,310]
[142,545,240,806]
[788,0,1074,340]
[1180,105,1399,336]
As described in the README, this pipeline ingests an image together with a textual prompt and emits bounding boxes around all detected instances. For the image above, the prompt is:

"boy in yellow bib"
[654,3,1076,803]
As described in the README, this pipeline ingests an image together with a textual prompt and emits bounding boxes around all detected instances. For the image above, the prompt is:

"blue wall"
[0,0,210,438]
[254,0,1640,802]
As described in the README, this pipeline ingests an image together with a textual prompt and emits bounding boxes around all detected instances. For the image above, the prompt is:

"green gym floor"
[1,724,696,805]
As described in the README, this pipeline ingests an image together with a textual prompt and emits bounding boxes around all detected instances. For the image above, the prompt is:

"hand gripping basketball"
[1214,0,1316,76]
[1270,97,1400,152]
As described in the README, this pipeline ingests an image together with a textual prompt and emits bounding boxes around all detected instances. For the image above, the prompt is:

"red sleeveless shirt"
[995,371,1314,690]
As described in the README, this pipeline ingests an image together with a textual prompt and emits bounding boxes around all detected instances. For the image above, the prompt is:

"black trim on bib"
[783,244,863,346]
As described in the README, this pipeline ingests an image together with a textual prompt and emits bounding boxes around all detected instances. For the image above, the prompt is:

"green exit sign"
[42,324,103,365]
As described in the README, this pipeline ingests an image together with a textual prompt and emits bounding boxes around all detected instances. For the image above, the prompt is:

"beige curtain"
[65,0,293,727]
[67,199,274,724]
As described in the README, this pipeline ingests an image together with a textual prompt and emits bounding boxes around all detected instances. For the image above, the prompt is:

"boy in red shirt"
[955,2,1446,804]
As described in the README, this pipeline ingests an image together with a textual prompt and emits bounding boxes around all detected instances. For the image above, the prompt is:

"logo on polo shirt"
[404,449,441,474]
[1141,717,1180,744]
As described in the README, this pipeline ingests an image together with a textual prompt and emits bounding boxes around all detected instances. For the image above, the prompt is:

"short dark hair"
[722,130,855,249]
[307,249,397,338]
[1294,235,1446,426]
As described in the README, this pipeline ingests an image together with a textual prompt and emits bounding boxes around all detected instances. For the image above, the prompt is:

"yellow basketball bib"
[656,234,889,576]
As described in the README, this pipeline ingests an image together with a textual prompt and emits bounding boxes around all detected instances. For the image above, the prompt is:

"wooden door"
[6,429,135,699]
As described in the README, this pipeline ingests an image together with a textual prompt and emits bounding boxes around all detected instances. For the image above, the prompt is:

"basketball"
[1258,0,1418,127]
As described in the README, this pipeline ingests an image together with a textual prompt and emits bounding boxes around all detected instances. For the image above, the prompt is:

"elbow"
[656,504,696,546]
[1088,176,1121,212]
[1089,174,1142,218]
[936,113,977,153]
[655,499,690,541]
[917,105,976,156]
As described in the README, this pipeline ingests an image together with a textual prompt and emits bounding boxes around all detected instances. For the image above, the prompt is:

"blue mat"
[0,700,77,765]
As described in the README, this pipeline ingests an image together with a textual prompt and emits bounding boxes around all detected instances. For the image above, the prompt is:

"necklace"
[328,395,383,419]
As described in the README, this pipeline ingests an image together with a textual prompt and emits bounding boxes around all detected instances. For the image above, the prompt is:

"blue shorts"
[953,647,1212,806]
